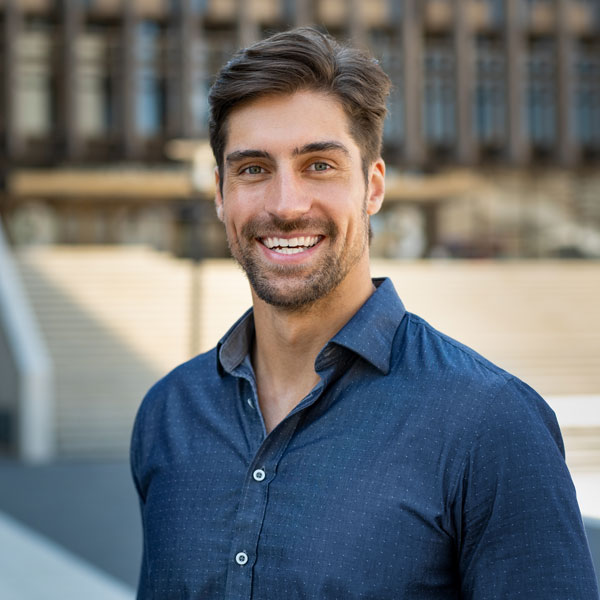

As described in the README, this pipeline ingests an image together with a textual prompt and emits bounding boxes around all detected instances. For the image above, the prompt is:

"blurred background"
[0,0,599,597]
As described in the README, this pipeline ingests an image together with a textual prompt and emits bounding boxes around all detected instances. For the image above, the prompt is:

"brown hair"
[208,27,391,188]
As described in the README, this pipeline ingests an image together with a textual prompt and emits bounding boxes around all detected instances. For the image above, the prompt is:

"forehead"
[224,90,358,157]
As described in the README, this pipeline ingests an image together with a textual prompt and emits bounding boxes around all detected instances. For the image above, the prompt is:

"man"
[131,27,598,599]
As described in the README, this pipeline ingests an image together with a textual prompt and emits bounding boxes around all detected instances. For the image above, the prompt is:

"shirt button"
[246,398,254,409]
[235,551,248,566]
[253,469,266,482]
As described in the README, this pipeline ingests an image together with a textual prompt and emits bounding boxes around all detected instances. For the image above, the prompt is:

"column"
[505,0,528,164]
[454,0,475,163]
[167,0,194,138]
[291,0,314,26]
[402,0,425,166]
[119,0,139,159]
[348,0,367,50]
[555,0,577,166]
[56,0,82,160]
[237,0,260,48]
[2,0,22,159]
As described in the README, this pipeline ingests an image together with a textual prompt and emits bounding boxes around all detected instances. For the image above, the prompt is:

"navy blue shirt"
[131,278,598,599]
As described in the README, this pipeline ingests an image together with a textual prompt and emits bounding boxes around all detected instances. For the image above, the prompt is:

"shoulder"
[131,348,220,444]
[146,348,219,405]
[399,311,523,399]
[401,311,511,382]
[395,311,563,451]
[130,347,225,487]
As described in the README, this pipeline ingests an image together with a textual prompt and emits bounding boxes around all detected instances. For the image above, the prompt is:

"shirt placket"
[225,365,324,600]
[222,359,330,599]
[223,410,301,599]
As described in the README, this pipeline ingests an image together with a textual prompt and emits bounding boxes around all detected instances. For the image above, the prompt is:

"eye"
[241,165,265,175]
[307,161,332,172]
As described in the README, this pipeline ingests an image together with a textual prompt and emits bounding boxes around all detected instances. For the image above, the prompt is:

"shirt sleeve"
[130,393,152,599]
[454,377,599,599]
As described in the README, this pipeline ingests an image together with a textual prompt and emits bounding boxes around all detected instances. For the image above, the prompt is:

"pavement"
[0,511,134,600]
[0,460,141,590]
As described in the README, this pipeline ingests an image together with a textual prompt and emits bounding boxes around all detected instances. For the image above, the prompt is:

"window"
[474,37,506,147]
[526,38,556,149]
[475,0,504,25]
[168,0,209,14]
[189,36,209,136]
[136,21,166,136]
[370,28,404,145]
[575,41,600,150]
[76,29,112,137]
[15,26,54,137]
[424,40,456,148]
[198,29,237,131]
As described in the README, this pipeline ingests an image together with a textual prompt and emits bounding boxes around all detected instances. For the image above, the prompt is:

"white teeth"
[262,236,320,250]
[273,247,305,255]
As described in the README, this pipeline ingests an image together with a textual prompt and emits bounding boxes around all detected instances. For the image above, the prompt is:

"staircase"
[15,246,195,459]
[12,250,600,467]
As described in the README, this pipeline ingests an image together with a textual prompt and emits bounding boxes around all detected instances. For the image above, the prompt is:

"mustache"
[241,215,338,240]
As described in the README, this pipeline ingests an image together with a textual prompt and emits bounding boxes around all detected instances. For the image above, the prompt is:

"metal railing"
[0,224,54,461]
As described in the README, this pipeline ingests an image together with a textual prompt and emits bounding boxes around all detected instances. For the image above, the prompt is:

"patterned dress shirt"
[131,277,599,599]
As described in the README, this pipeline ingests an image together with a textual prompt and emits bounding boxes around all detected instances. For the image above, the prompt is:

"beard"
[227,207,370,312]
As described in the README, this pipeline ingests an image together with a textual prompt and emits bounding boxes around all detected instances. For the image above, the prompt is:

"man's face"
[215,90,384,311]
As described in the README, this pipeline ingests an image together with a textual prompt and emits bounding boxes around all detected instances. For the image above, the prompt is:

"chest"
[141,392,462,599]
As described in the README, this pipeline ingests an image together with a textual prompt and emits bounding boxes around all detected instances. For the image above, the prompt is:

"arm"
[130,399,152,600]
[455,378,599,599]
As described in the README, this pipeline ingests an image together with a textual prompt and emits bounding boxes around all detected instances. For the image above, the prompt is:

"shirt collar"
[217,277,406,376]
[216,308,255,376]
[320,278,405,375]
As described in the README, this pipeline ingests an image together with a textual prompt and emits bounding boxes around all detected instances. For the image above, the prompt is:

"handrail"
[0,225,54,461]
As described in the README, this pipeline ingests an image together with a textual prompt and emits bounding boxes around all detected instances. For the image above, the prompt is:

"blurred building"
[1,0,600,463]
[0,0,599,258]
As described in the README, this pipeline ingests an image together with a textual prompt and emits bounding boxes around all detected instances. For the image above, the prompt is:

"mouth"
[260,235,322,255]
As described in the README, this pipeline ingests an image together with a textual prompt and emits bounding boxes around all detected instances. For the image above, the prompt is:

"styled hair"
[208,27,391,187]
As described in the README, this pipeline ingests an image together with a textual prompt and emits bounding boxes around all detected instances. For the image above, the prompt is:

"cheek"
[224,215,241,242]
[222,202,252,244]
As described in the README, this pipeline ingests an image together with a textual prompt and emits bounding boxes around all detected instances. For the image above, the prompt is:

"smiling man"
[131,28,598,599]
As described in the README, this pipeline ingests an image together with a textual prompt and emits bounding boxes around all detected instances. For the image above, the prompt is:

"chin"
[250,269,348,312]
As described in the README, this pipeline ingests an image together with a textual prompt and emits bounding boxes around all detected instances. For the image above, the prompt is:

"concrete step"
[15,246,196,459]
[13,252,600,459]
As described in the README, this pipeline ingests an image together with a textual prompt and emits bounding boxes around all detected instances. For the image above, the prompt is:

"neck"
[250,264,375,432]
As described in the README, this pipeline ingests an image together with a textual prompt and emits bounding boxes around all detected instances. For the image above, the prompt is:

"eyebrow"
[292,141,351,158]
[225,149,272,165]
[225,141,351,166]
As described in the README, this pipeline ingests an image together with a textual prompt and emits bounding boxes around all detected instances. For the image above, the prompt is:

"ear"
[366,158,385,216]
[214,166,224,222]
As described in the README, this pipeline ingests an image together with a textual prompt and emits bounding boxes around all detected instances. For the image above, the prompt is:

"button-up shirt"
[131,278,598,599]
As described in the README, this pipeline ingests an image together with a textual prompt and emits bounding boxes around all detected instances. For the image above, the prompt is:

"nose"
[265,167,312,221]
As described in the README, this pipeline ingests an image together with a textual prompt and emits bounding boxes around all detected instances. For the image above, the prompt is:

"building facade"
[0,0,599,256]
